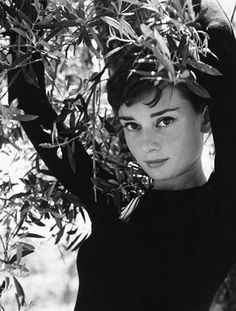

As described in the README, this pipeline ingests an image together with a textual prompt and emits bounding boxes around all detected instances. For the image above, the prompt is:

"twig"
[0,235,8,261]
[48,58,60,103]
[91,87,97,203]
[34,20,82,30]
[40,134,82,149]
[231,3,236,23]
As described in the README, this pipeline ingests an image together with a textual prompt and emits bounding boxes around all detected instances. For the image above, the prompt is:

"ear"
[201,106,211,133]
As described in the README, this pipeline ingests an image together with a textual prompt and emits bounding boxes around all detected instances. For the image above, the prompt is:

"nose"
[142,143,161,154]
[141,132,161,154]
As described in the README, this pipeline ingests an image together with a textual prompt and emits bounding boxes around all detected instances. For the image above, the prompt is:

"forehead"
[118,85,192,116]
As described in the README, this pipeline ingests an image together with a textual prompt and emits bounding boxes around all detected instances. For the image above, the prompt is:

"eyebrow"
[119,116,135,121]
[119,107,180,121]
[150,107,180,117]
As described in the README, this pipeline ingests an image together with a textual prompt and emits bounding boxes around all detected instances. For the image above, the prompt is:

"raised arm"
[2,0,123,218]
[198,0,236,196]
[3,0,94,213]
[8,52,96,210]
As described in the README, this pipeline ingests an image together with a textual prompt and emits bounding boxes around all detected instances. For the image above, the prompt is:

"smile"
[144,158,169,168]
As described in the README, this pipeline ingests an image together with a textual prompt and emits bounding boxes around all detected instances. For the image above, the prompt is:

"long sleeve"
[197,0,236,197]
[8,55,96,212]
[8,51,114,217]
[194,0,236,297]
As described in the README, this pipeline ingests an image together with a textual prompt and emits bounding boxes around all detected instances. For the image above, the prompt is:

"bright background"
[0,141,79,311]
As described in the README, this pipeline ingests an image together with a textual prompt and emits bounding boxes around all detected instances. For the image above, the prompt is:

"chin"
[146,166,181,182]
[145,170,172,181]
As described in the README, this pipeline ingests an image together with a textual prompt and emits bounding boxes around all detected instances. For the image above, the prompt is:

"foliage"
[0,0,235,310]
[0,0,148,308]
[0,138,89,309]
[0,0,148,189]
[94,0,222,98]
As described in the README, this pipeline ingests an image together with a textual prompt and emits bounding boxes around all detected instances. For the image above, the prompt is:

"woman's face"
[118,85,208,190]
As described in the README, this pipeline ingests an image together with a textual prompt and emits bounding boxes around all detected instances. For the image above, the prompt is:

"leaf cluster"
[98,0,222,98]
[43,66,149,208]
[0,145,88,310]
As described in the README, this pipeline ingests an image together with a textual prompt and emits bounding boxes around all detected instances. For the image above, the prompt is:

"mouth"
[144,158,169,168]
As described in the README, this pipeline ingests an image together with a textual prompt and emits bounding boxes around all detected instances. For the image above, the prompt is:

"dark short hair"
[106,49,208,113]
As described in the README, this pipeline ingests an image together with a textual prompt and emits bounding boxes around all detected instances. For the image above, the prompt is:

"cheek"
[124,133,142,158]
[163,120,195,150]
[171,121,203,157]
[126,136,136,151]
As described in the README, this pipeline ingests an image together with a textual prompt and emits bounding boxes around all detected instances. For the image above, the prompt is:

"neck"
[153,159,207,191]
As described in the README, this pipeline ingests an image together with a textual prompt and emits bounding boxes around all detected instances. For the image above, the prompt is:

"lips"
[144,158,169,168]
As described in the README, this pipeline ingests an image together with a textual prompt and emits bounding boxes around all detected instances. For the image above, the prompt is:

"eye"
[157,117,175,128]
[122,122,140,131]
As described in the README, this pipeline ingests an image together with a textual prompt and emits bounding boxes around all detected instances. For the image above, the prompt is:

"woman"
[74,0,236,310]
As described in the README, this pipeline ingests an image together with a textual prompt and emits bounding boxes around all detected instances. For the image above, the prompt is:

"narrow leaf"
[120,17,137,39]
[18,10,32,26]
[187,59,222,76]
[11,28,28,39]
[21,242,35,251]
[71,234,88,251]
[184,78,211,98]
[101,16,121,32]
[22,66,39,88]
[9,192,30,200]
[8,51,31,70]
[16,243,23,265]
[67,144,76,173]
[39,143,54,148]
[122,0,141,4]
[104,45,125,59]
[55,226,65,244]
[79,206,87,223]
[26,233,45,238]
[67,229,78,235]
[14,114,38,122]
[154,28,170,58]
[104,120,116,134]
[90,28,104,53]
[66,233,82,250]
[28,213,46,227]
[13,277,25,307]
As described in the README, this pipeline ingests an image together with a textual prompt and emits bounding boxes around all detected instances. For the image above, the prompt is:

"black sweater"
[75,174,236,311]
[74,1,236,310]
